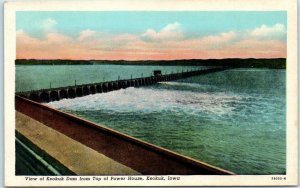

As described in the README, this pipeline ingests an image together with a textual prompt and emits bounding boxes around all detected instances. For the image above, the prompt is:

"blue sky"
[16,11,287,60]
[16,11,286,37]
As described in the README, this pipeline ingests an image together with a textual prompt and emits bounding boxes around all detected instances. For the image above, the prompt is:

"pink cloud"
[16,23,286,60]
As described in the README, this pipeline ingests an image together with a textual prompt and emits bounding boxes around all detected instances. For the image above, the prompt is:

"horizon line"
[16,57,286,61]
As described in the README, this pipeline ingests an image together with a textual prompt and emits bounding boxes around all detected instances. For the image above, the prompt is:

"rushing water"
[16,65,286,175]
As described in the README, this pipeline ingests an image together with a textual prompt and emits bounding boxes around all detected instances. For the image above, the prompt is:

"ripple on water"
[48,69,286,175]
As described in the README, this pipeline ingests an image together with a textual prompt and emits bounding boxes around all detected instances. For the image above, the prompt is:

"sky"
[16,11,287,60]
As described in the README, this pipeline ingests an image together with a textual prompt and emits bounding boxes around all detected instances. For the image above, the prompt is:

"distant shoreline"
[15,58,286,69]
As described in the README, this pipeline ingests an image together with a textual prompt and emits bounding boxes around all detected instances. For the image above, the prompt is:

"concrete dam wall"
[17,67,228,103]
[15,96,234,175]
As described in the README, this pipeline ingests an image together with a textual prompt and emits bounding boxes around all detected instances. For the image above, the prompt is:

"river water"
[16,65,202,92]
[16,65,286,175]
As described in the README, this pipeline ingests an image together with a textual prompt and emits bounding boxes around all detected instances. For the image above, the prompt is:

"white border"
[4,0,298,186]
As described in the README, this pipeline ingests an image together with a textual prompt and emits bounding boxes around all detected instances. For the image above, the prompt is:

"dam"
[15,66,236,175]
[16,67,229,103]
[16,95,234,175]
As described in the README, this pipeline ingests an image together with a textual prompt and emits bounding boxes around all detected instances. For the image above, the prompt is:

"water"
[16,65,286,175]
[16,65,203,92]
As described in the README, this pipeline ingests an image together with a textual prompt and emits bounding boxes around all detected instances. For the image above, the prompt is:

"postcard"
[4,0,298,186]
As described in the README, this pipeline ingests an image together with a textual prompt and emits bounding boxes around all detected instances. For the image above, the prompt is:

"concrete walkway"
[15,111,140,175]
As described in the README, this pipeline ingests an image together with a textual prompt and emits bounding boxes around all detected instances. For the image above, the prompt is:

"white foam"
[48,84,248,117]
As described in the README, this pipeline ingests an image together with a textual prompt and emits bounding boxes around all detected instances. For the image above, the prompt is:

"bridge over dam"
[17,66,229,103]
